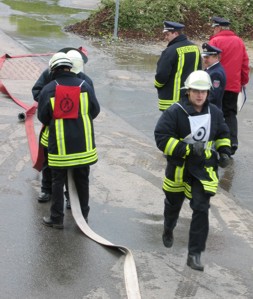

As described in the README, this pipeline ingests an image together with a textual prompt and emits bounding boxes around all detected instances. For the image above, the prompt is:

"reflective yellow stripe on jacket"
[215,138,231,150]
[163,177,192,198]
[164,137,179,155]
[81,92,93,152]
[200,166,219,194]
[40,126,49,147]
[163,139,220,197]
[48,149,98,167]
[48,92,97,167]
[158,45,200,111]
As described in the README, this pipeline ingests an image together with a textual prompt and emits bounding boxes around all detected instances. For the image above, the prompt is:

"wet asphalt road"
[1,1,253,298]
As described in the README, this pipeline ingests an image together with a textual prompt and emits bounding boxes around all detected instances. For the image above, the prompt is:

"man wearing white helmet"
[32,47,93,102]
[32,47,96,209]
[66,49,84,73]
[154,70,231,271]
[37,52,100,228]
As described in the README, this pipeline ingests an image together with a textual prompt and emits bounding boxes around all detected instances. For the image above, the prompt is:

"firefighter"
[32,47,95,210]
[37,52,100,228]
[201,43,226,110]
[154,21,201,111]
[154,70,231,271]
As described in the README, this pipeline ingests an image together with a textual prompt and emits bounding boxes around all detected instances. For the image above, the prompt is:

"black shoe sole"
[42,220,64,229]
[38,195,51,203]
[38,199,51,203]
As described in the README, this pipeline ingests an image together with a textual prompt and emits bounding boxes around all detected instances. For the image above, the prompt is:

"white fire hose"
[68,169,142,299]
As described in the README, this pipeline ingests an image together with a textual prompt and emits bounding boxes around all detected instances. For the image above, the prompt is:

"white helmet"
[184,70,212,90]
[49,52,73,71]
[66,50,84,74]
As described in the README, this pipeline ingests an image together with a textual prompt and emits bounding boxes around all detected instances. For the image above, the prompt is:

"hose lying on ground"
[68,169,142,299]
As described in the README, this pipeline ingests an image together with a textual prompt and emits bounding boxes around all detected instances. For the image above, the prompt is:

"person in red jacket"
[209,16,250,155]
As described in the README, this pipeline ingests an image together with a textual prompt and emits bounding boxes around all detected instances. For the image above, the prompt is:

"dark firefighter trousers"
[222,90,238,147]
[50,166,90,222]
[41,147,52,194]
[163,178,211,255]
[41,147,69,197]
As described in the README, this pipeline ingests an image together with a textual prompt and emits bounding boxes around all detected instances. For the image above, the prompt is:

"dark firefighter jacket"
[32,68,95,101]
[154,95,231,197]
[154,34,201,111]
[37,71,100,168]
[36,69,96,148]
[205,62,226,110]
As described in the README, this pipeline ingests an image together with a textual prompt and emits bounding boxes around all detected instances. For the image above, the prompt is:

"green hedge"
[89,0,253,38]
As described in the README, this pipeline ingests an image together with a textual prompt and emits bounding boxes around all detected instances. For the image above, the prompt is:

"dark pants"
[50,166,90,222]
[164,179,210,255]
[41,147,52,194]
[41,147,69,196]
[222,90,239,147]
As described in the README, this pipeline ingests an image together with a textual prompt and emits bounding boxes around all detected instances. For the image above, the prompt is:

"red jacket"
[209,30,249,93]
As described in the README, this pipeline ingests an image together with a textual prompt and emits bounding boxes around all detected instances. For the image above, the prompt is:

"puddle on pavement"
[0,0,161,77]
[90,39,161,72]
[0,0,90,38]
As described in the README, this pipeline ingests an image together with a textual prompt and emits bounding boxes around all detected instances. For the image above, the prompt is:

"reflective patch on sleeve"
[213,80,220,88]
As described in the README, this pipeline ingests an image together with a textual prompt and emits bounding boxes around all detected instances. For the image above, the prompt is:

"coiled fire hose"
[0,52,142,299]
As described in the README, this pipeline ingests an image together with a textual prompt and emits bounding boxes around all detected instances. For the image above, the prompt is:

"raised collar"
[167,34,187,47]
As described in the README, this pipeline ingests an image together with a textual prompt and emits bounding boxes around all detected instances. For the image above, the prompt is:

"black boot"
[42,216,64,229]
[162,229,174,248]
[38,192,51,203]
[187,253,204,271]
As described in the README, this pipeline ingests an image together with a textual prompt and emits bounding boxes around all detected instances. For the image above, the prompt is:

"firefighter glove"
[218,153,230,168]
[191,141,205,156]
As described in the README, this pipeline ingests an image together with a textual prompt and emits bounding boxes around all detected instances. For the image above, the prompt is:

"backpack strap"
[175,102,189,115]
[55,80,85,87]
[79,80,85,87]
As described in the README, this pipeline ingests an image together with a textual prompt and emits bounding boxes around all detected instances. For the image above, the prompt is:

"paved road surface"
[0,21,253,299]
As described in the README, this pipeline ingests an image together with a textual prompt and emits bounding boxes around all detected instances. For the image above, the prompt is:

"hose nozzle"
[18,112,26,122]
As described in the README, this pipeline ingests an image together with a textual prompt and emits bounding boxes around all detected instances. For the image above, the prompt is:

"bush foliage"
[67,0,253,40]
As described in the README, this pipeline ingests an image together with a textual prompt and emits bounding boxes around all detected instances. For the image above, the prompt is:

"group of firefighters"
[33,16,249,271]
[154,16,249,270]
